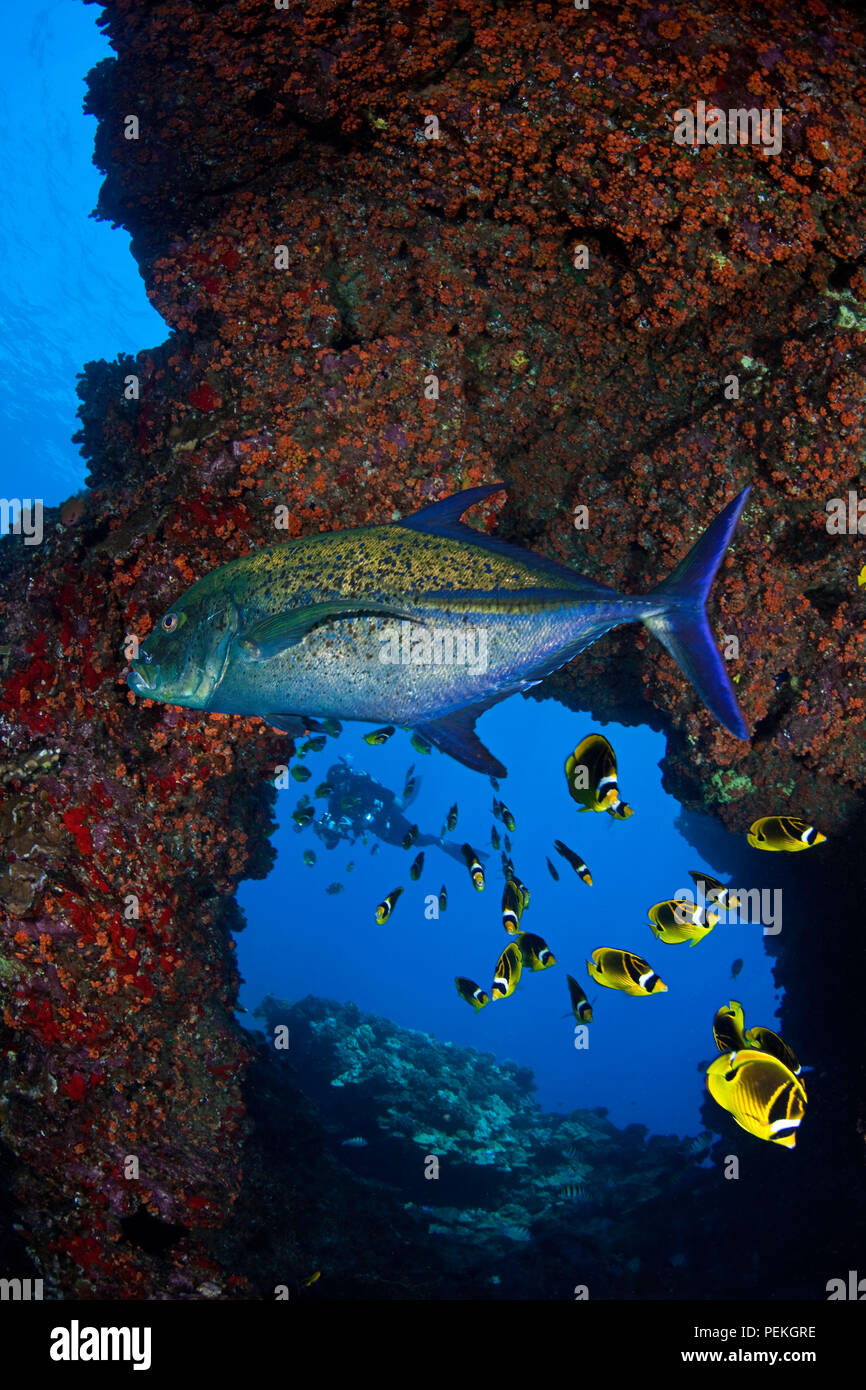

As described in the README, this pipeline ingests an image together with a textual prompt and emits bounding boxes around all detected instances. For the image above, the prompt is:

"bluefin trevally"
[127,483,751,776]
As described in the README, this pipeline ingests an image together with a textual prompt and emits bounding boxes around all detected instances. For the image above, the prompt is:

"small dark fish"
[410,851,425,881]
[446,803,458,833]
[516,931,556,970]
[490,776,500,791]
[504,834,512,854]
[341,1136,368,1148]
[402,824,419,850]
[291,764,312,782]
[566,973,593,1024]
[565,734,633,818]
[455,976,489,1011]
[501,878,523,935]
[439,884,448,912]
[558,1183,588,1201]
[402,772,417,801]
[376,887,403,924]
[345,860,355,872]
[314,781,334,798]
[321,718,343,738]
[303,735,327,753]
[326,881,344,896]
[292,804,315,827]
[411,732,433,754]
[303,849,316,867]
[546,856,560,882]
[490,825,501,850]
[500,802,516,832]
[462,843,485,891]
[370,843,380,856]
[553,839,592,886]
[364,724,396,746]
[688,870,738,910]
[301,1270,321,1287]
[731,958,744,979]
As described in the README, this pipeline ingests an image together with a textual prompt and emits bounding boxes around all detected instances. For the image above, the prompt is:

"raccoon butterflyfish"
[587,948,667,995]
[500,803,516,832]
[492,797,501,820]
[566,973,593,1023]
[411,732,433,754]
[375,887,403,924]
[446,802,458,832]
[314,781,334,798]
[455,976,490,1011]
[503,862,530,912]
[303,735,327,753]
[516,931,556,970]
[491,942,523,999]
[438,884,448,912]
[291,764,312,781]
[461,843,485,891]
[363,725,396,746]
[688,870,739,910]
[706,1050,807,1148]
[746,816,826,852]
[546,856,560,882]
[410,851,425,881]
[303,849,316,867]
[565,734,633,818]
[647,898,719,946]
[553,839,592,885]
[713,1000,748,1053]
[490,825,501,850]
[321,718,342,738]
[743,1026,802,1077]
[402,824,419,850]
[501,878,524,934]
[292,804,315,827]
[714,1001,802,1076]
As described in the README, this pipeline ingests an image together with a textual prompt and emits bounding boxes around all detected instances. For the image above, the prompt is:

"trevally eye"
[161,612,186,633]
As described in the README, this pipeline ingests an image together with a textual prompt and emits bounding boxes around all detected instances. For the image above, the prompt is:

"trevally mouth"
[128,662,153,694]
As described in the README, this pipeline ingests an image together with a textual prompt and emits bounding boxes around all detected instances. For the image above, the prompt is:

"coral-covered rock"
[0,0,864,1293]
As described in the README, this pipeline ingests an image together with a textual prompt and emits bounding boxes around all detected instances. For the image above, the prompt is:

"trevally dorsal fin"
[401,484,509,536]
[415,701,508,778]
[399,485,617,596]
[237,601,415,661]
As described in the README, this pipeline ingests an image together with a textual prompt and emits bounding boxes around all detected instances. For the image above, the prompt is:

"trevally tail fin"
[643,488,751,740]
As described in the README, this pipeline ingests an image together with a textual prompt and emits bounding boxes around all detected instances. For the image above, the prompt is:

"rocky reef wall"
[0,0,864,1294]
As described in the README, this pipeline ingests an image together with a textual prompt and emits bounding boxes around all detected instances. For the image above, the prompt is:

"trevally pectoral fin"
[415,704,508,778]
[238,602,416,661]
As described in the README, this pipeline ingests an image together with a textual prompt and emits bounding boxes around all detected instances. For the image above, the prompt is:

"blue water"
[236,701,780,1137]
[0,2,164,510]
